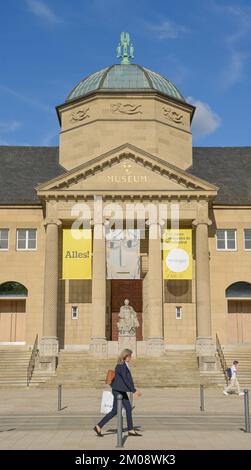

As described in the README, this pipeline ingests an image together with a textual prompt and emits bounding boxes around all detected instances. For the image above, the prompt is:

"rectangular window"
[71,306,79,319]
[216,229,237,251]
[244,229,251,250]
[17,229,37,251]
[0,229,9,250]
[176,306,182,319]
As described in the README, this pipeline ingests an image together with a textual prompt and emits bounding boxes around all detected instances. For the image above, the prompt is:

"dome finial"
[116,32,134,64]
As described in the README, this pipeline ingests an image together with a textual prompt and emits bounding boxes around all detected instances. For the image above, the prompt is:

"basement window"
[176,306,182,319]
[71,306,79,320]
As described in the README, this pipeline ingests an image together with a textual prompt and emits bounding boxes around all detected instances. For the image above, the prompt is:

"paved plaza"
[0,387,250,450]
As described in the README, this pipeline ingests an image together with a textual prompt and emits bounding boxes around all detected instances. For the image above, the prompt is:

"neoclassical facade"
[1,40,251,375]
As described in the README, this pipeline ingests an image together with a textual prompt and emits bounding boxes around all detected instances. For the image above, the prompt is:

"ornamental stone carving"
[111,103,142,115]
[70,107,90,122]
[162,107,184,124]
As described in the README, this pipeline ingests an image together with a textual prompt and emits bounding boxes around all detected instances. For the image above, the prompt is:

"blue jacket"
[112,362,136,393]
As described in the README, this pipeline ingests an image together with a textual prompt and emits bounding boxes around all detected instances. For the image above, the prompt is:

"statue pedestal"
[118,334,137,357]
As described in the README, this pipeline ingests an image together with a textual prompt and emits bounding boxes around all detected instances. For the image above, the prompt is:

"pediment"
[37,144,218,195]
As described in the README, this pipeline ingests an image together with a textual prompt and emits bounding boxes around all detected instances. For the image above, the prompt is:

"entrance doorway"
[111,280,143,341]
[227,300,251,343]
[0,299,26,342]
[226,282,251,343]
[0,281,27,343]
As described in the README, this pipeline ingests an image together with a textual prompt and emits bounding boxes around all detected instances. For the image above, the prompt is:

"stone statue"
[129,43,134,58]
[117,299,139,336]
[116,42,122,58]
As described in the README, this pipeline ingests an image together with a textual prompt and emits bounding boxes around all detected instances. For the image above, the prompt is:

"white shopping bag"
[100,391,114,414]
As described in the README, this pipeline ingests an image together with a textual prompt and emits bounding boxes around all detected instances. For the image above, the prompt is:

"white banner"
[106,229,140,279]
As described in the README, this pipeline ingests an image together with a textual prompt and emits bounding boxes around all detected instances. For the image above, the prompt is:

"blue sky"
[0,0,251,147]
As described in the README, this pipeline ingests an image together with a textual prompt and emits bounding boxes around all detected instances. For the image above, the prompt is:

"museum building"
[1,35,251,382]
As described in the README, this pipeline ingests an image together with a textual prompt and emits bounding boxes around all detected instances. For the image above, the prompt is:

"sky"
[0,0,251,148]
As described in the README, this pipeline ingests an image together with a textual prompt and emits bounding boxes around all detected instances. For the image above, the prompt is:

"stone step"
[0,358,30,362]
[0,353,30,357]
[0,365,29,368]
[0,380,28,385]
[0,369,27,377]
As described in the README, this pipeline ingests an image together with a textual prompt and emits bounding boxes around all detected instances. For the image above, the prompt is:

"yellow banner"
[62,229,92,280]
[163,229,192,280]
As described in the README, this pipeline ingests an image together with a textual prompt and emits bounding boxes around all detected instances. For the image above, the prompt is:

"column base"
[196,337,217,372]
[118,335,137,357]
[90,338,108,357]
[40,336,59,356]
[146,338,165,357]
[38,337,59,374]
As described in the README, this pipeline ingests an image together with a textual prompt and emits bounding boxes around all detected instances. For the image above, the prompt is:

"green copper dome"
[66,64,185,103]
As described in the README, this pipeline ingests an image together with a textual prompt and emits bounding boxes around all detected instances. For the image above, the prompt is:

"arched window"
[226,281,251,298]
[0,281,28,297]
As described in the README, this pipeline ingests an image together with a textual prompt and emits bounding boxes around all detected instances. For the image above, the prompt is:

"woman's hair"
[117,348,133,364]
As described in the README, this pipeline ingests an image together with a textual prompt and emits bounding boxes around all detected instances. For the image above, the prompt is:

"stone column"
[146,223,164,356]
[193,218,216,371]
[39,219,61,372]
[90,223,107,356]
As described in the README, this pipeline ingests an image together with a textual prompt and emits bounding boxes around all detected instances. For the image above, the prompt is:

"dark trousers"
[98,390,133,431]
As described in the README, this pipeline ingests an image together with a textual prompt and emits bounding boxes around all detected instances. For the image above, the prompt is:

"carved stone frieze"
[111,103,142,115]
[162,107,184,124]
[70,107,90,122]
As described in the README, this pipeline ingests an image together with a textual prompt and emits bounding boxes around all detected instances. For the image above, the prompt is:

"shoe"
[93,426,103,437]
[223,391,229,396]
[128,431,142,436]
[239,392,244,396]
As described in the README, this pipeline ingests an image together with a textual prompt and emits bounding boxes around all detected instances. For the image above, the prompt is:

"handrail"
[216,333,229,385]
[27,334,39,387]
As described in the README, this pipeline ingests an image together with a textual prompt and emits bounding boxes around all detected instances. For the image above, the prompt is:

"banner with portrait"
[106,229,140,279]
[163,229,192,280]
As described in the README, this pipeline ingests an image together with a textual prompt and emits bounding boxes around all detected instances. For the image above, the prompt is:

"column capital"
[192,218,212,228]
[43,218,62,228]
[145,220,161,227]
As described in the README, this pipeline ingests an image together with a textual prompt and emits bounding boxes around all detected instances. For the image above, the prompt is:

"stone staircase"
[222,345,251,388]
[0,347,227,389]
[36,349,225,389]
[0,347,31,388]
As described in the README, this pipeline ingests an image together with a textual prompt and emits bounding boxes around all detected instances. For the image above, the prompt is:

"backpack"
[105,369,115,385]
[226,367,232,380]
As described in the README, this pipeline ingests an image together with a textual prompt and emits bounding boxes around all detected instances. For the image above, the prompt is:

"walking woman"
[94,348,142,437]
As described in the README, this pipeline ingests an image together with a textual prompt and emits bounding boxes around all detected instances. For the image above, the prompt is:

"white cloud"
[0,120,22,133]
[25,0,61,24]
[187,97,221,140]
[149,19,189,40]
